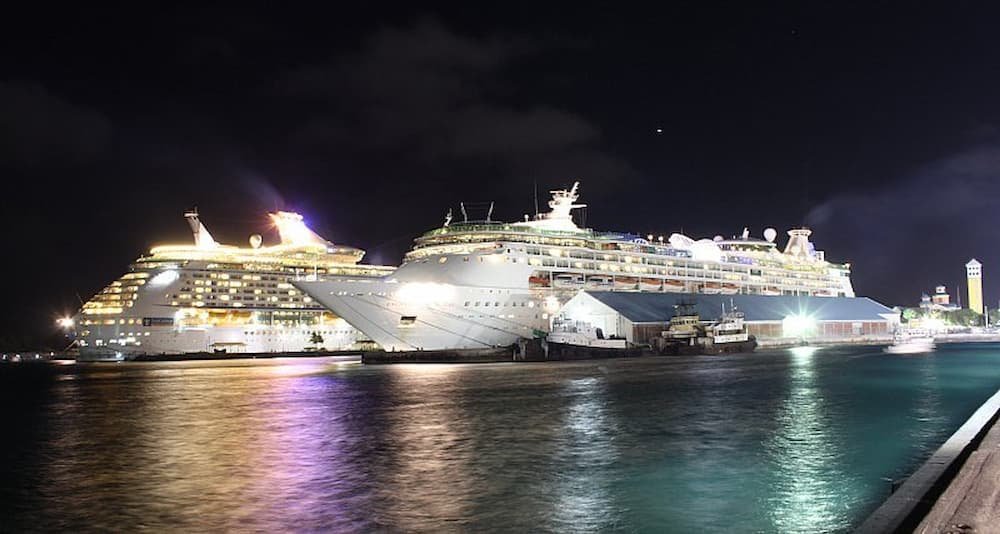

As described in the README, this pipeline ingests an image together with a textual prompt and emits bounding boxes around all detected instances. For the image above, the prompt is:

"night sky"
[4,3,1000,348]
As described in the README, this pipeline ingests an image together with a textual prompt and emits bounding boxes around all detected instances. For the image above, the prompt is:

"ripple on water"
[1,346,1000,532]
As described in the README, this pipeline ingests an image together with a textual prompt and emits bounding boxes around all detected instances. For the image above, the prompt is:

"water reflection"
[767,347,849,533]
[551,376,622,530]
[3,346,1000,532]
[910,355,944,443]
[369,364,474,529]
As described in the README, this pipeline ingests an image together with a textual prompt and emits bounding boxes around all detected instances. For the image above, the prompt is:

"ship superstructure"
[74,210,394,360]
[294,182,854,351]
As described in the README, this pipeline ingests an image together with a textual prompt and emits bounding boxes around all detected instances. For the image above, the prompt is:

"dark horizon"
[4,3,1000,348]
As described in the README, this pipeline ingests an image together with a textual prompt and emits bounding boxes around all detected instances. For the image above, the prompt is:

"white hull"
[884,338,936,354]
[295,278,548,351]
[293,183,857,351]
[77,324,359,359]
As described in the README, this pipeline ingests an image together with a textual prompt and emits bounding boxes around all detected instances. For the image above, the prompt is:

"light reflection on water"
[767,346,846,532]
[2,346,1000,532]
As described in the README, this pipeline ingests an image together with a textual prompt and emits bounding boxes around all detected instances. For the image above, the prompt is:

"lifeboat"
[640,278,662,292]
[662,279,686,293]
[761,287,781,296]
[528,273,551,288]
[553,273,585,289]
[701,282,722,294]
[719,283,739,295]
[586,275,614,289]
[614,276,639,290]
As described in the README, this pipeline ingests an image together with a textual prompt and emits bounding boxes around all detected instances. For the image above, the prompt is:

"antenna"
[533,180,539,218]
[460,202,468,223]
[487,201,494,222]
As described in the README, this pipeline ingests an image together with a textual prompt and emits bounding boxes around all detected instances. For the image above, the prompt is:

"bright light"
[269,211,327,247]
[396,282,455,305]
[149,269,180,287]
[923,317,945,332]
[783,314,816,337]
[56,317,74,329]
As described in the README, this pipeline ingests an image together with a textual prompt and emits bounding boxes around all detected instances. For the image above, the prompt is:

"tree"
[309,332,324,347]
[941,308,982,327]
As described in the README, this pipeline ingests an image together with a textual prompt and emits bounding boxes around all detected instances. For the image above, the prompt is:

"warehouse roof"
[580,292,896,323]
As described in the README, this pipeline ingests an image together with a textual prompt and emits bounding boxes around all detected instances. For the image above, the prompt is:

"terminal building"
[557,292,899,346]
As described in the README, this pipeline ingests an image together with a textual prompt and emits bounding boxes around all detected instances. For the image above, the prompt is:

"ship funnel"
[184,209,219,249]
[784,227,815,260]
[269,211,330,247]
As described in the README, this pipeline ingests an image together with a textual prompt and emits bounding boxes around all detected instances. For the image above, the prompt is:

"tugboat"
[545,318,640,359]
[656,300,757,355]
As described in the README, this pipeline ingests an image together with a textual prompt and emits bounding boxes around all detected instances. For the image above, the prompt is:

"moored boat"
[884,331,936,354]
[655,300,757,355]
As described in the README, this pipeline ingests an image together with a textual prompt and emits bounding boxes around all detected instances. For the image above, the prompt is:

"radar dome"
[713,235,723,242]
[764,228,777,242]
[249,234,263,249]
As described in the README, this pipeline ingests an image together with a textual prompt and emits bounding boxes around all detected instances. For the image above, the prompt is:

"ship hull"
[293,278,546,351]
[76,324,360,360]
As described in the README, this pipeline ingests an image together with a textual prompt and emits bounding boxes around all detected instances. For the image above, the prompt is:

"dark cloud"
[0,82,111,169]
[279,19,631,185]
[806,142,1000,304]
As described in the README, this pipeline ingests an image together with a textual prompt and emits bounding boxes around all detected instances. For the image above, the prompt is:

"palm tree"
[309,332,324,347]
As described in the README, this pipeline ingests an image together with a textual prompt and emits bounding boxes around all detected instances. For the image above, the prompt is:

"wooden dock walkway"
[915,410,1000,534]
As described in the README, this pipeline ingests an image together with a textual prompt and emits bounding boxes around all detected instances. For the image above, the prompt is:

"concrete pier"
[856,389,1000,533]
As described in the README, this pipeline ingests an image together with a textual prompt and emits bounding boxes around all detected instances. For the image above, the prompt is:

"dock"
[856,389,1000,533]
[915,401,1000,533]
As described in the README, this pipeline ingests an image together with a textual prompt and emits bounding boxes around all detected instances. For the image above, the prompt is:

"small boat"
[701,282,722,295]
[719,283,739,295]
[553,273,585,289]
[760,287,781,296]
[614,276,639,290]
[655,300,757,355]
[547,319,629,349]
[662,279,686,293]
[546,318,638,359]
[586,275,614,289]
[640,278,662,292]
[528,273,551,288]
[884,332,936,354]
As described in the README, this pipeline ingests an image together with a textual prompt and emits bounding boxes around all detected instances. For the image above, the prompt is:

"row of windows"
[464,301,535,308]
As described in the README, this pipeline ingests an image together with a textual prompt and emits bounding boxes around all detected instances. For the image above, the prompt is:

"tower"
[966,259,983,315]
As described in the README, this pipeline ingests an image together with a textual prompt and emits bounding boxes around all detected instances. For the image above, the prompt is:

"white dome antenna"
[764,228,777,243]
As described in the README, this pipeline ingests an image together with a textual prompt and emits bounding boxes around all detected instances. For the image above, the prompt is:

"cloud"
[0,82,111,169]
[805,143,1000,302]
[277,19,630,185]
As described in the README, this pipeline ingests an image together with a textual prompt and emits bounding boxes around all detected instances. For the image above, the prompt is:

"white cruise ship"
[73,210,394,360]
[294,183,854,351]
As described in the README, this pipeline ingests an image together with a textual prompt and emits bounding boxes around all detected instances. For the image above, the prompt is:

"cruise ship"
[294,183,854,351]
[73,210,394,360]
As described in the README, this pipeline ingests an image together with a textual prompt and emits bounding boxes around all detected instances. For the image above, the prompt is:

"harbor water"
[3,344,1000,532]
